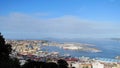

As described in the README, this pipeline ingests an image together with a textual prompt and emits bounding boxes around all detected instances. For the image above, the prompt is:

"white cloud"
[0,12,120,38]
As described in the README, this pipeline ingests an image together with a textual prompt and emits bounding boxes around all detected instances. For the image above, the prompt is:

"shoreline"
[46,42,102,53]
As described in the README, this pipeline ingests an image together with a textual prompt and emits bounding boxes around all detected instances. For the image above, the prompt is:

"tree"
[0,33,12,60]
[57,59,68,68]
[0,33,5,45]
[0,33,20,68]
[83,66,89,68]
[22,59,47,68]
[43,62,58,68]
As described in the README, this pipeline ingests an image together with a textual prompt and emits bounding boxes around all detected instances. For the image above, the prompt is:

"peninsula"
[45,42,102,53]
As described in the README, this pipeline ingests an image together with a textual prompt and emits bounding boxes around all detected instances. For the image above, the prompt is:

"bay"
[41,38,120,59]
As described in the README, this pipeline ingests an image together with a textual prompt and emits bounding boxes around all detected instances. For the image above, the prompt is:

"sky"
[0,0,120,39]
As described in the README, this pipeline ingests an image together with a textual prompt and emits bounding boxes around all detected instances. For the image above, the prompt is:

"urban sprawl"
[6,40,120,68]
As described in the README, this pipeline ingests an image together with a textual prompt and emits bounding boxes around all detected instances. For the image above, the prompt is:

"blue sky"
[0,0,120,39]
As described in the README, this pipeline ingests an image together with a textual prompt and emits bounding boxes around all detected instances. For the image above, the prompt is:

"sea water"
[41,38,120,59]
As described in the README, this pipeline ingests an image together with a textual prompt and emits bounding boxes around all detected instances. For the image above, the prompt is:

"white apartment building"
[92,62,104,68]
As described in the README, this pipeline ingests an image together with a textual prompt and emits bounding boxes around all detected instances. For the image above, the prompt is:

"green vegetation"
[0,33,20,68]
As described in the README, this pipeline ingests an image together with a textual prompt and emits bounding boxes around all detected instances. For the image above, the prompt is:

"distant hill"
[110,38,120,41]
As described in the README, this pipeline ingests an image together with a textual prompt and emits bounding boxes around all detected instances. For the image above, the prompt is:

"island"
[111,38,120,41]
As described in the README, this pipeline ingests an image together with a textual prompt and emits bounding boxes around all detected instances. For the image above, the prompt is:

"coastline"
[45,42,102,53]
